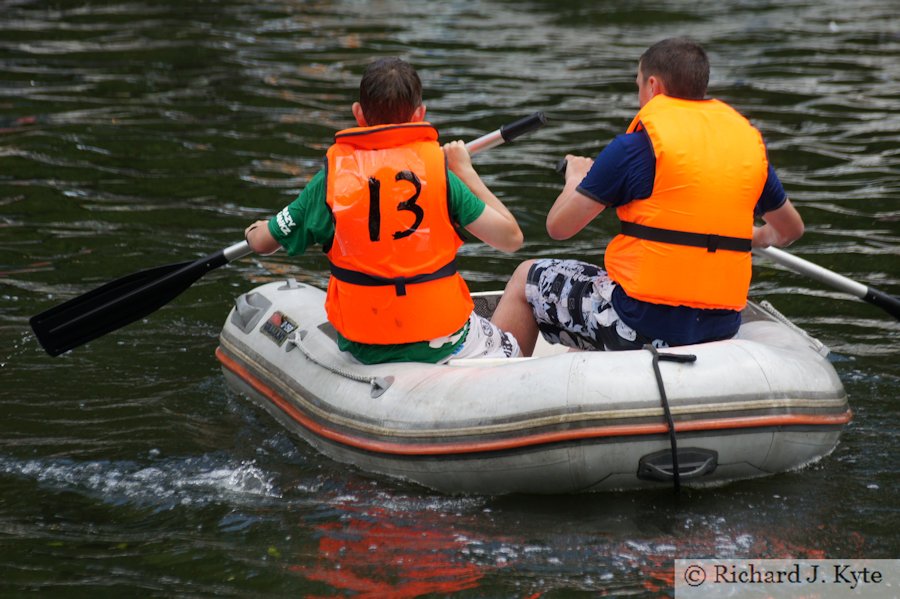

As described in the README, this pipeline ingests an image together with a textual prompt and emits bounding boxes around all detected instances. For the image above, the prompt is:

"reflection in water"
[1,0,898,595]
[292,504,487,598]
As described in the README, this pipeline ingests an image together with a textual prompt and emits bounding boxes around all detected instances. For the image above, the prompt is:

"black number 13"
[367,170,423,242]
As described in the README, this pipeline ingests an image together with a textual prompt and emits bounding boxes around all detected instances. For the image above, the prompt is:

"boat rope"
[645,345,697,493]
[286,331,394,398]
[758,300,829,357]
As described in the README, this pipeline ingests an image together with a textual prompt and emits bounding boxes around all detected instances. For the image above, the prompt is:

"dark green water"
[2,0,898,596]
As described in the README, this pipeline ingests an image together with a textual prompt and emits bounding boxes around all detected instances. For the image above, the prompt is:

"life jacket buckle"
[706,234,720,253]
[393,278,408,296]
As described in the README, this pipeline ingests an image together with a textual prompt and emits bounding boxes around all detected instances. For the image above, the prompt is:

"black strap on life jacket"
[621,221,752,253]
[329,259,458,297]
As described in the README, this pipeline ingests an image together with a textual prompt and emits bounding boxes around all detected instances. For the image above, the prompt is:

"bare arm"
[244,220,281,255]
[752,199,804,248]
[545,155,607,240]
[443,140,523,253]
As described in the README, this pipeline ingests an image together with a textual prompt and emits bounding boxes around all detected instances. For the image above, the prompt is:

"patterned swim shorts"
[525,258,667,351]
[443,313,521,362]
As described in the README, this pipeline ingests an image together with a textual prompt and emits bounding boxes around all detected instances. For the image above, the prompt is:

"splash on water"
[0,452,281,511]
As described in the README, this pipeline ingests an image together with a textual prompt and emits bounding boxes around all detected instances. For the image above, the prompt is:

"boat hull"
[217,279,850,494]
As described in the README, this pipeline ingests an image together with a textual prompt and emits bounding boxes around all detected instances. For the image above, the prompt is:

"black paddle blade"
[30,251,227,356]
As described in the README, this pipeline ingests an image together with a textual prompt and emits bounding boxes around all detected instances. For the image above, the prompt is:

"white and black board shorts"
[440,312,521,362]
[525,258,668,351]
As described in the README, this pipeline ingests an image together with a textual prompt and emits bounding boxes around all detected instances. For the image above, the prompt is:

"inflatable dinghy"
[217,279,850,494]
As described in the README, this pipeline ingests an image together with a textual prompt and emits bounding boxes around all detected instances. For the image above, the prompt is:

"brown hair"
[639,38,709,100]
[358,58,423,125]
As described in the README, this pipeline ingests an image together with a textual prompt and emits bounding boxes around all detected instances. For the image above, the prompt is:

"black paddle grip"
[865,286,900,321]
[500,112,548,143]
[555,157,568,175]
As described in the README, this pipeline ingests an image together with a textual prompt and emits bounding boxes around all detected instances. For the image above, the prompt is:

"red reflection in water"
[290,506,490,598]
[285,492,869,597]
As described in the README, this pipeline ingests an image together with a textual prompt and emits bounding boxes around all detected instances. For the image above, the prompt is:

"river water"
[2,0,898,596]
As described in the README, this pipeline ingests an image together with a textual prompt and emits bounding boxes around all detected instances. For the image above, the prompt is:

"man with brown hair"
[492,38,804,355]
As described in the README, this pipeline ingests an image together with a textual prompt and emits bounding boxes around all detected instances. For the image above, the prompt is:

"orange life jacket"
[324,122,473,344]
[604,95,768,311]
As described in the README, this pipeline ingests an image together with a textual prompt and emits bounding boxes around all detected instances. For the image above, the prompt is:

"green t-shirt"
[268,168,486,364]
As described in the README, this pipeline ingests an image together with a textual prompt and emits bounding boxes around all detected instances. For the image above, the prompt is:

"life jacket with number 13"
[324,122,473,344]
[604,95,768,311]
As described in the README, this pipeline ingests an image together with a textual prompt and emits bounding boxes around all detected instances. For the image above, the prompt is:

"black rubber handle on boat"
[657,352,697,364]
[500,112,548,143]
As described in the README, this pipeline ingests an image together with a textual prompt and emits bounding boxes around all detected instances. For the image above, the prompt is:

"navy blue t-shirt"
[576,129,788,346]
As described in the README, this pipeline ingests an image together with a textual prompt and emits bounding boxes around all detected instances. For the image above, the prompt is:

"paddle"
[555,157,900,321]
[754,246,900,320]
[30,112,548,356]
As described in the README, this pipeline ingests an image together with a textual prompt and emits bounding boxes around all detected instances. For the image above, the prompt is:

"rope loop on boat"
[759,300,829,356]
[645,344,697,493]
[286,331,394,398]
